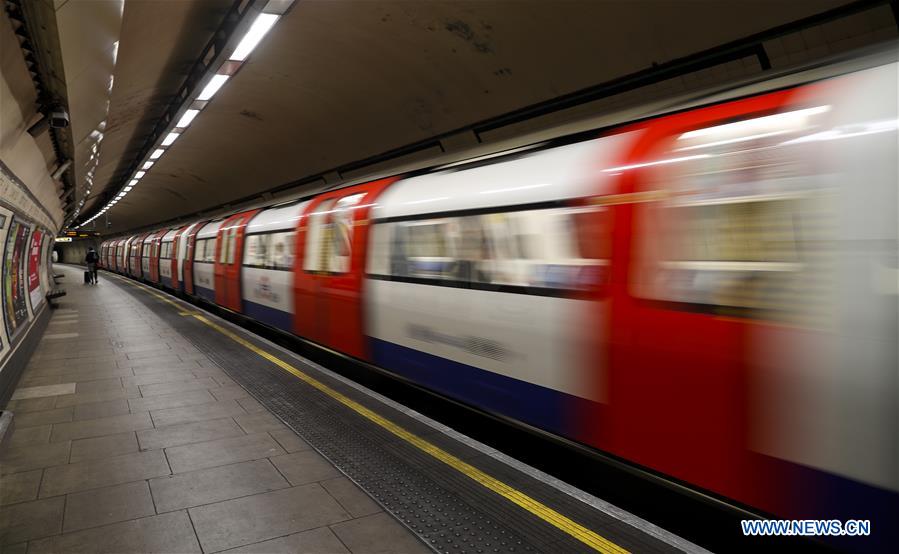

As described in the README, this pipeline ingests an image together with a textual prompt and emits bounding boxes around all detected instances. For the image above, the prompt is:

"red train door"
[183,221,206,295]
[149,230,164,283]
[131,233,148,278]
[294,177,396,359]
[605,88,803,507]
[214,210,259,312]
[171,224,189,291]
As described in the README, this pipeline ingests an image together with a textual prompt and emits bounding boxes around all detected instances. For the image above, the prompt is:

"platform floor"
[0,265,428,553]
[1,265,701,554]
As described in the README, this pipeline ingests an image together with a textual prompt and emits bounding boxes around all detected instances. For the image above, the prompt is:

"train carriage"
[238,201,308,332]
[94,53,898,545]
[192,220,223,302]
[158,229,178,288]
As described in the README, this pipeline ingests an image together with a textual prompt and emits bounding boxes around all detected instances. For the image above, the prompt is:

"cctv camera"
[49,110,70,128]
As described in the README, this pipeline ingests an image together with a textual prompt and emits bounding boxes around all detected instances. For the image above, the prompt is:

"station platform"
[0,265,703,554]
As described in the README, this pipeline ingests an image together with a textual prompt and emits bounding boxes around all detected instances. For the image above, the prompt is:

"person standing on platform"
[85,247,99,284]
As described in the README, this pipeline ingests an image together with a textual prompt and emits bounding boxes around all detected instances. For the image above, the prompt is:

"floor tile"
[72,399,130,421]
[27,510,201,554]
[69,432,139,463]
[129,361,202,375]
[39,450,170,497]
[0,441,70,475]
[330,512,430,554]
[165,432,284,474]
[209,385,250,401]
[321,476,382,518]
[63,481,155,532]
[223,527,350,554]
[121,370,198,387]
[136,418,245,451]
[270,450,341,486]
[6,425,50,448]
[234,411,288,434]
[128,389,216,413]
[150,399,246,428]
[268,428,310,454]
[0,541,26,554]
[150,459,289,513]
[5,397,57,413]
[10,407,73,429]
[54,388,138,408]
[74,378,124,394]
[189,484,351,552]
[0,469,42,506]
[138,377,217,398]
[0,496,64,545]
[10,383,76,400]
[50,412,152,442]
[42,332,79,340]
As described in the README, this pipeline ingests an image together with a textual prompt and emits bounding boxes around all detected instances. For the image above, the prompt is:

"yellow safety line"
[111,273,628,554]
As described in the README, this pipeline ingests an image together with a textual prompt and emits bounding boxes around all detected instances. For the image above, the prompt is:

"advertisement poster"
[3,218,30,340]
[28,229,43,310]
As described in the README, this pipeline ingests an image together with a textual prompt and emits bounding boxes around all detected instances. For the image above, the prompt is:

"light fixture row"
[78,4,289,228]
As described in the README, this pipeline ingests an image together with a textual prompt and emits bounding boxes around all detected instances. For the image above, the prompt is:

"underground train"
[100,51,897,546]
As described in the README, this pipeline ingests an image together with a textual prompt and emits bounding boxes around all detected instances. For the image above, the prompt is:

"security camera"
[49,110,70,128]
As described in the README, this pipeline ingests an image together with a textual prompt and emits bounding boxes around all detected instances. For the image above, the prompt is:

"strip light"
[79,2,293,229]
[197,74,229,101]
[230,13,279,61]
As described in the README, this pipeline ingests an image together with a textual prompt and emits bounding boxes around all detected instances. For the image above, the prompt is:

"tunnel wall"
[1,10,64,407]
[58,240,100,265]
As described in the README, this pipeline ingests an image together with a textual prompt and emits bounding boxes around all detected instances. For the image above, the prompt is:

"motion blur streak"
[100,50,898,552]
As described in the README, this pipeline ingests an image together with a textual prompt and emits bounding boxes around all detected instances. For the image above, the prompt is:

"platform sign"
[55,237,72,242]
[2,218,30,340]
[28,229,43,311]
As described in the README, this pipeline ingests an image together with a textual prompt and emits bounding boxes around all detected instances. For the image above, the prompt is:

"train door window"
[402,219,456,280]
[267,231,295,270]
[244,234,266,267]
[633,111,834,323]
[329,193,364,273]
[194,239,205,262]
[304,199,336,272]
[219,229,236,264]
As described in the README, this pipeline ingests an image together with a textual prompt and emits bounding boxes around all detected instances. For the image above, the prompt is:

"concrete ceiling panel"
[80,0,863,233]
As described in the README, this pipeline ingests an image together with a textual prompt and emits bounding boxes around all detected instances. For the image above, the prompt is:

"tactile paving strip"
[125,285,680,554]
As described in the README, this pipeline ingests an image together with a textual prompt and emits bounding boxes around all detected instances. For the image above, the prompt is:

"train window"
[633,111,835,323]
[267,231,295,270]
[194,239,205,262]
[304,194,363,274]
[303,199,336,272]
[219,229,234,264]
[370,205,608,292]
[244,232,295,270]
[244,235,266,267]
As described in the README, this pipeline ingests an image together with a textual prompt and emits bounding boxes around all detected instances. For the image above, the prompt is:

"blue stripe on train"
[369,339,897,553]
[368,337,572,436]
[194,284,215,302]
[242,300,293,333]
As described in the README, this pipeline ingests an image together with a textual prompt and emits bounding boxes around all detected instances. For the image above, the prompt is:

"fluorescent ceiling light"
[142,161,154,170]
[124,186,133,192]
[176,109,200,128]
[135,171,146,179]
[197,74,229,101]
[150,148,165,160]
[230,13,279,61]
[129,179,138,187]
[161,132,180,146]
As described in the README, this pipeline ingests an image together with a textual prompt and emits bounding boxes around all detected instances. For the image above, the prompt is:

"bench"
[46,288,66,308]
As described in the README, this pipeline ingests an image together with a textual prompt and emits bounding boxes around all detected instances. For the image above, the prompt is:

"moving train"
[100,50,897,547]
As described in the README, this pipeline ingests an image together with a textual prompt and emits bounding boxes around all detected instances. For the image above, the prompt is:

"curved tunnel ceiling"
[80,0,865,234]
